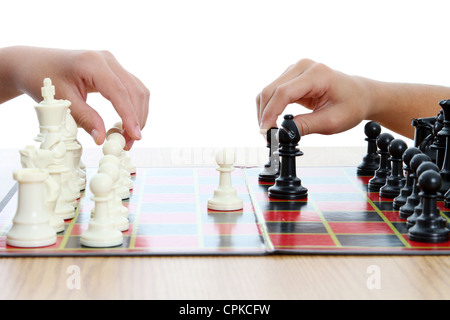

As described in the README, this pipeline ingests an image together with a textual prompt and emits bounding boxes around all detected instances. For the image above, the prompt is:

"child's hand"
[4,46,149,150]
[257,59,372,136]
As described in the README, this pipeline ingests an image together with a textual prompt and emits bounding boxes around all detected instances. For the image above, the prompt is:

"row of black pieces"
[358,122,449,243]
[258,115,308,200]
[358,99,450,197]
[397,153,449,243]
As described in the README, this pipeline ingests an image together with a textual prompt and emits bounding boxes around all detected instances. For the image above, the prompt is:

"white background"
[1,0,450,150]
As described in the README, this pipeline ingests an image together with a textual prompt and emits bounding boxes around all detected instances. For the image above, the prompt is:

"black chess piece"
[268,114,308,200]
[438,99,450,197]
[406,161,440,229]
[357,121,381,176]
[399,153,431,219]
[393,147,422,209]
[379,139,407,198]
[444,187,450,208]
[430,110,445,168]
[408,170,449,243]
[259,127,280,183]
[368,133,395,192]
[411,116,437,163]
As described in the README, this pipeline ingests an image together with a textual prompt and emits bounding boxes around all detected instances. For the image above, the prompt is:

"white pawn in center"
[207,148,243,211]
[80,173,123,248]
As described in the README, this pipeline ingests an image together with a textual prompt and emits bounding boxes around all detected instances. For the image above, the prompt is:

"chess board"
[0,166,449,257]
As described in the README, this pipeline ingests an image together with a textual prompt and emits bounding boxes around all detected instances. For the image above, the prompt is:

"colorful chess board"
[0,166,449,257]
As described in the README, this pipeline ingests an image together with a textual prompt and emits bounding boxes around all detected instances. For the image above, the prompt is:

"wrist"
[0,46,24,102]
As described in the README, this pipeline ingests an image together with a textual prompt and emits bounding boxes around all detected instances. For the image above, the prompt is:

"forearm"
[364,78,450,139]
[0,46,24,103]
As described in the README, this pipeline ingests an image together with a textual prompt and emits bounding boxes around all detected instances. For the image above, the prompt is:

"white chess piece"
[108,121,136,174]
[63,109,86,191]
[99,155,131,200]
[19,145,68,228]
[80,173,123,248]
[35,78,71,149]
[98,162,129,230]
[6,168,57,247]
[106,132,136,175]
[102,140,132,198]
[43,173,65,233]
[207,148,243,211]
[35,78,80,204]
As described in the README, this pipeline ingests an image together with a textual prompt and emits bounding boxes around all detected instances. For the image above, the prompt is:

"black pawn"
[408,170,449,243]
[268,114,308,200]
[399,153,431,219]
[368,133,395,192]
[379,139,408,198]
[393,147,422,209]
[357,121,381,176]
[406,161,440,229]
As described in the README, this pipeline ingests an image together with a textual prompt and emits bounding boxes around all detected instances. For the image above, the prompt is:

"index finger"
[259,74,315,132]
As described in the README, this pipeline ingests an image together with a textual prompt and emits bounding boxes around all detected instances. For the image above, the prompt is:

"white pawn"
[99,154,128,186]
[6,168,57,247]
[207,148,243,211]
[99,154,131,200]
[108,122,136,174]
[102,140,132,198]
[103,136,133,188]
[80,173,123,248]
[98,162,129,231]
[107,132,136,176]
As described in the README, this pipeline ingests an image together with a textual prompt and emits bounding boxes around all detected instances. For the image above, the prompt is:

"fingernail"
[134,125,142,140]
[91,129,100,144]
[259,127,268,135]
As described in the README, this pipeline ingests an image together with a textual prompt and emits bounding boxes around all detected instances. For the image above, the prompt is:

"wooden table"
[0,147,449,300]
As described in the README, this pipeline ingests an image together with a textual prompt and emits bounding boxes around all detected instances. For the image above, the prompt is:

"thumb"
[293,109,335,136]
[294,104,360,136]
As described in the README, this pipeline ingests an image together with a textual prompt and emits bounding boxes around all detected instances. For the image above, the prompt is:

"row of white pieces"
[5,153,132,248]
[77,131,135,248]
[80,157,131,248]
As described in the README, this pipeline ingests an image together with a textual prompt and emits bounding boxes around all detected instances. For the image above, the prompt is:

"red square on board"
[270,234,336,247]
[328,222,395,234]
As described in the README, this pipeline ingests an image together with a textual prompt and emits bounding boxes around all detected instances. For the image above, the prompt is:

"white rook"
[6,168,57,247]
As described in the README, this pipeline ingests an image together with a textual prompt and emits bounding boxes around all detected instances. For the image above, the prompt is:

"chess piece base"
[207,190,243,211]
[268,177,308,200]
[80,223,124,248]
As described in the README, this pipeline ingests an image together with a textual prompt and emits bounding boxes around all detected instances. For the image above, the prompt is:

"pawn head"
[376,133,394,151]
[388,139,408,158]
[90,173,113,197]
[98,162,120,183]
[402,147,421,166]
[364,121,381,138]
[410,153,432,173]
[216,148,235,166]
[103,140,122,157]
[418,169,442,194]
